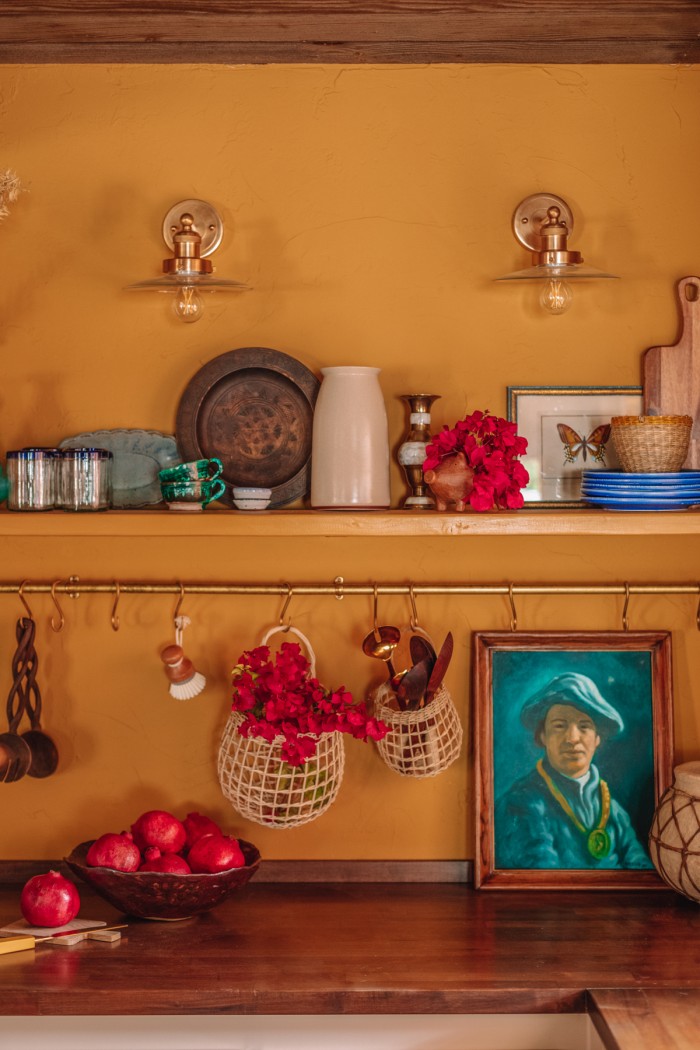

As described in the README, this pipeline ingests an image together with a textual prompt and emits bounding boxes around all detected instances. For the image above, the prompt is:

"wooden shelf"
[3,507,700,538]
[0,1,698,65]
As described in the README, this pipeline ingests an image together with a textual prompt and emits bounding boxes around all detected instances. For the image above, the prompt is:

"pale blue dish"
[59,429,181,508]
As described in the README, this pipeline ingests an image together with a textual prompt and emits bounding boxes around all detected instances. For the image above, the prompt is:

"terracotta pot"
[423,452,474,511]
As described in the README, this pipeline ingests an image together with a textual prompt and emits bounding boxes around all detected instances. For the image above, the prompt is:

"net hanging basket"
[217,626,346,829]
[371,681,463,778]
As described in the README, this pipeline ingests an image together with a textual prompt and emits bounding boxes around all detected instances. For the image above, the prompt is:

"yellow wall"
[0,63,699,861]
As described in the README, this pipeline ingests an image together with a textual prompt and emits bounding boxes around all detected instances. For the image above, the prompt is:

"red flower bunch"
[231,642,388,766]
[423,409,529,511]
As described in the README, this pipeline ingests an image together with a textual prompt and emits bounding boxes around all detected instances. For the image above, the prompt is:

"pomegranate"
[139,847,191,874]
[187,833,245,874]
[86,832,141,872]
[182,811,222,849]
[20,871,81,928]
[131,809,187,854]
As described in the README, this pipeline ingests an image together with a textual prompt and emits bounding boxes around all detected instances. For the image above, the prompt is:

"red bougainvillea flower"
[232,642,388,766]
[423,409,529,512]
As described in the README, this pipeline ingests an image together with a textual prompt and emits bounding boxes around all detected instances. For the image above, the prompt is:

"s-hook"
[508,583,518,632]
[50,580,65,633]
[409,584,420,633]
[18,581,33,621]
[111,581,121,632]
[173,582,186,626]
[279,584,293,631]
[622,582,631,632]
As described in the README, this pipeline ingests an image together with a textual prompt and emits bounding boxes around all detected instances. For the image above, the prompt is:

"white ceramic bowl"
[232,487,272,511]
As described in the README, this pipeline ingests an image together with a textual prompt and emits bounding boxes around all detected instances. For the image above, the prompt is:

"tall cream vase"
[310,366,391,509]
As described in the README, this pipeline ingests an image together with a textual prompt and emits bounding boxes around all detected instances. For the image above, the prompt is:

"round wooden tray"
[175,347,320,508]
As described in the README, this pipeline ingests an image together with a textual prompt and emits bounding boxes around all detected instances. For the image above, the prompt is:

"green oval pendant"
[587,828,611,859]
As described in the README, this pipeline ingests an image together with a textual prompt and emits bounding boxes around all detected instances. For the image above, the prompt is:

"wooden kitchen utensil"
[643,275,700,468]
[10,616,59,778]
[0,924,126,955]
[425,632,454,704]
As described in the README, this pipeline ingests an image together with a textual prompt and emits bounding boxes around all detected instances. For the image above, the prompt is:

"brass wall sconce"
[495,192,618,315]
[126,199,249,323]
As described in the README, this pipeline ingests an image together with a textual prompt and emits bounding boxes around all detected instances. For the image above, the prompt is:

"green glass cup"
[160,476,226,508]
[159,457,223,484]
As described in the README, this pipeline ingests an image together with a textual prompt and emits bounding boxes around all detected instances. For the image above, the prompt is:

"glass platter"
[58,429,180,508]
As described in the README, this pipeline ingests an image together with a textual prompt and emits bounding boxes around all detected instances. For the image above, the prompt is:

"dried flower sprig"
[232,642,388,766]
[0,170,22,223]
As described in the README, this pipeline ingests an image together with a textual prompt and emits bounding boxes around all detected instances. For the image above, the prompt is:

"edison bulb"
[173,285,204,323]
[540,278,573,315]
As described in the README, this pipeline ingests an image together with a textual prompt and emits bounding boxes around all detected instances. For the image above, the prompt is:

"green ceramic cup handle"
[203,478,226,507]
[208,457,224,480]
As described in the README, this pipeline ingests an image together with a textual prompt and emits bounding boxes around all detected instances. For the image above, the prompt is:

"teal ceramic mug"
[160,476,226,508]
[159,457,223,484]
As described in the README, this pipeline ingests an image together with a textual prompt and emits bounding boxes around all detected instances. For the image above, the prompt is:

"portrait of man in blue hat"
[494,666,654,871]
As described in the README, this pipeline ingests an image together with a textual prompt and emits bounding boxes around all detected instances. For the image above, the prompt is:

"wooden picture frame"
[473,631,673,890]
[506,385,643,506]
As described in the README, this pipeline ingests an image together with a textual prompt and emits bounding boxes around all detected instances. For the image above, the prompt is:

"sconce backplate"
[162,199,224,258]
[512,193,574,251]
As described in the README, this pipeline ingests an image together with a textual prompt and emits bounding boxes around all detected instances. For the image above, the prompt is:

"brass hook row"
[4,578,700,634]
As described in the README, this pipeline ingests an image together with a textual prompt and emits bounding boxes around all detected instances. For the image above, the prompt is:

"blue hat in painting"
[520,672,624,738]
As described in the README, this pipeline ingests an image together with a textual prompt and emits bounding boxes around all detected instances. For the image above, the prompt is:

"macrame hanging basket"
[371,680,463,778]
[217,626,345,829]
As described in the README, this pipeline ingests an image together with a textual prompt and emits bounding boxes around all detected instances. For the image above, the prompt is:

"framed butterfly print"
[507,386,642,505]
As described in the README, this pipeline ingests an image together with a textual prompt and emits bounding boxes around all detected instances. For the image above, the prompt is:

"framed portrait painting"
[473,631,673,890]
[507,386,643,505]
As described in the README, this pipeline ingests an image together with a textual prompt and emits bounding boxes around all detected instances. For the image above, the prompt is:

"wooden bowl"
[64,839,261,921]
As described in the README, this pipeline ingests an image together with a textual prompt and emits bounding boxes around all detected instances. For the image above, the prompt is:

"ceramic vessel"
[423,452,475,511]
[310,366,390,509]
[649,761,700,902]
[397,394,440,509]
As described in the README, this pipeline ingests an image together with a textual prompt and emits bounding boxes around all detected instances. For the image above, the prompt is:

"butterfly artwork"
[556,422,612,465]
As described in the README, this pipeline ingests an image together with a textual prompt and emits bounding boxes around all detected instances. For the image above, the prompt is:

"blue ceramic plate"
[583,494,700,511]
[582,470,700,487]
[581,483,700,498]
[59,429,181,508]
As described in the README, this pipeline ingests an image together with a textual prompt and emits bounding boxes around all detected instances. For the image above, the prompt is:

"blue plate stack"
[581,470,700,511]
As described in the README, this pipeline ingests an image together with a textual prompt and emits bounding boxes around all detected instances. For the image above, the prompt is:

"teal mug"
[159,457,223,484]
[160,476,226,508]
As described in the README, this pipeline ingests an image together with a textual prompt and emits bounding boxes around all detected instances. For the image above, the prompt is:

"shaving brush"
[160,644,206,700]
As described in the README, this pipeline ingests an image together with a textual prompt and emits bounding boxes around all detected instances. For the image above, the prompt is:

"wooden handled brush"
[160,644,206,700]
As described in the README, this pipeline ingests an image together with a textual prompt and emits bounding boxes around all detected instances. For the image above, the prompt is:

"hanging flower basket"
[218,709,345,828]
[371,681,463,778]
[218,625,387,829]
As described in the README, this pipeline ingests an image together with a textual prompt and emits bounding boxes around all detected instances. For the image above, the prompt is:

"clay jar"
[423,452,474,512]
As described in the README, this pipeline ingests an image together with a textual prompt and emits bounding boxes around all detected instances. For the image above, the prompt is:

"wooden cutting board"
[643,275,700,468]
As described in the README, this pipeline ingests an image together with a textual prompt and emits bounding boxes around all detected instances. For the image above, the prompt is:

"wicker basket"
[371,681,463,778]
[217,626,345,829]
[611,414,692,473]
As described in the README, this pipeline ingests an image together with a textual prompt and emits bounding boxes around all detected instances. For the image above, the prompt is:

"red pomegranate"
[187,833,245,874]
[20,871,81,928]
[182,811,222,849]
[131,810,187,854]
[86,832,141,872]
[139,847,191,874]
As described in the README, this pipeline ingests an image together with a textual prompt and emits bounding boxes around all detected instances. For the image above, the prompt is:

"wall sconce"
[495,192,618,315]
[126,199,249,323]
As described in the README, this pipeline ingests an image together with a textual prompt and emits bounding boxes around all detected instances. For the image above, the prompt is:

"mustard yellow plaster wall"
[0,63,699,861]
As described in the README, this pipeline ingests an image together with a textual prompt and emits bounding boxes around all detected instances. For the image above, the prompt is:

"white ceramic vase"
[649,761,700,902]
[310,366,390,509]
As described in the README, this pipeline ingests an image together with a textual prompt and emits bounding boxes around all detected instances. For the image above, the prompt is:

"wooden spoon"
[425,631,454,704]
[0,687,32,783]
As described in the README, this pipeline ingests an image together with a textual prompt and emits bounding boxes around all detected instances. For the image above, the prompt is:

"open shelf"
[2,507,700,538]
[0,1,698,65]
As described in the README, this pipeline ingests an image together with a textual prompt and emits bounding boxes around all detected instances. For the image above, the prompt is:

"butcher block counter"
[1,876,700,1049]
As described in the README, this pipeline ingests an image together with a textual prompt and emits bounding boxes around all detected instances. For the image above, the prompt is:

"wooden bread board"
[643,276,700,468]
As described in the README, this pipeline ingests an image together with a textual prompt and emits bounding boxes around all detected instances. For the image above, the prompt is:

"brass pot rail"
[2,576,700,633]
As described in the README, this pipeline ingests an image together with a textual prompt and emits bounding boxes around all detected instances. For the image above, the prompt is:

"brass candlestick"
[397,394,440,509]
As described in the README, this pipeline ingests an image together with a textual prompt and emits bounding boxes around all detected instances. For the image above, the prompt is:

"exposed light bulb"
[173,285,204,323]
[539,277,573,315]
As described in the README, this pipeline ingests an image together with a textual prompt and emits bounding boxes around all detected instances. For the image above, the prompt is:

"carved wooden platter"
[175,347,320,508]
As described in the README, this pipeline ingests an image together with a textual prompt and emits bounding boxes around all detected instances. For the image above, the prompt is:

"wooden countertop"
[2,880,700,1048]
